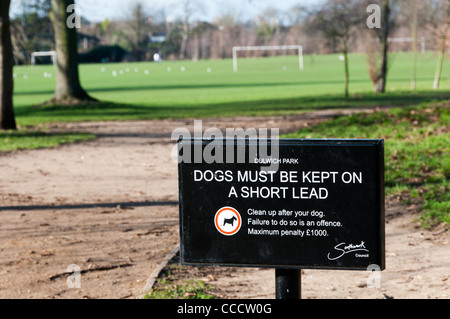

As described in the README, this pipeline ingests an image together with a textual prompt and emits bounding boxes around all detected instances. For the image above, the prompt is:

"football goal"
[31,51,57,65]
[387,37,426,52]
[232,45,304,72]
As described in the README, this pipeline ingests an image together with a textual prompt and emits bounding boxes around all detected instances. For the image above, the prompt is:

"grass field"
[0,130,96,152]
[5,52,450,228]
[284,99,449,227]
[12,52,450,125]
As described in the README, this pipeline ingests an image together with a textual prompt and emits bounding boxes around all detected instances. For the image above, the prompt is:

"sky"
[11,0,319,24]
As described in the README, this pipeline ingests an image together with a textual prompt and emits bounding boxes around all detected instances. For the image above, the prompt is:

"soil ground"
[0,108,448,299]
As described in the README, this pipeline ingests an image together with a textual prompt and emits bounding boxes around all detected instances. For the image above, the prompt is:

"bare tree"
[255,8,280,46]
[10,0,53,65]
[10,21,28,65]
[179,0,191,60]
[364,0,393,93]
[430,0,450,89]
[177,0,203,60]
[127,2,150,60]
[310,0,363,98]
[285,4,308,27]
[212,13,242,59]
[49,0,94,103]
[0,0,16,130]
[190,21,216,60]
[396,0,434,90]
[410,0,419,90]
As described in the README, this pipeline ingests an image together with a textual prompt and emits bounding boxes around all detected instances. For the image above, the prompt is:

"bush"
[79,45,128,63]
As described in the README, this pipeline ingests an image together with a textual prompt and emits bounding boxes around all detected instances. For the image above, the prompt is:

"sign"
[214,206,242,236]
[178,138,385,270]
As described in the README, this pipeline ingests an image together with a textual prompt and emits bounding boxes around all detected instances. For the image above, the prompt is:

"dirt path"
[174,200,449,299]
[0,108,448,299]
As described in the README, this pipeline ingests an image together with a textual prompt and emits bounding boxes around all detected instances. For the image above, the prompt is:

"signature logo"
[327,241,369,260]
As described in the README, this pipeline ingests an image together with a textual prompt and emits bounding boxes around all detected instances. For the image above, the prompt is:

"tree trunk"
[343,43,349,99]
[433,31,447,89]
[375,0,390,93]
[411,5,417,90]
[179,0,190,60]
[0,0,16,130]
[49,0,94,103]
[179,20,189,60]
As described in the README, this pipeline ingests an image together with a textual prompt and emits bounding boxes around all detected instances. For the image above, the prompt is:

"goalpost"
[232,45,304,72]
[387,37,426,52]
[31,51,57,65]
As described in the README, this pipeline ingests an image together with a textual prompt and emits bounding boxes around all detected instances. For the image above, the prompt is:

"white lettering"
[66,4,81,29]
[366,4,381,29]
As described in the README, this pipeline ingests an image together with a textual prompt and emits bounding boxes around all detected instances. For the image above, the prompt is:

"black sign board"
[178,138,385,270]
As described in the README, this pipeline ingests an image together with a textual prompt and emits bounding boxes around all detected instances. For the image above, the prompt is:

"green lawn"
[5,53,450,228]
[284,100,450,228]
[12,52,450,125]
[0,130,96,152]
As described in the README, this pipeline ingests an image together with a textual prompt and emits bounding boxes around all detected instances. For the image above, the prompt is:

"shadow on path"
[0,200,178,212]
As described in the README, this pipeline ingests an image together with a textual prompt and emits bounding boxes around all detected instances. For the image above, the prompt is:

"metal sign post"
[275,269,301,299]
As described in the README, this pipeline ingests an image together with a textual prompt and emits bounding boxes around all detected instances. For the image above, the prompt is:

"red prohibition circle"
[214,207,241,236]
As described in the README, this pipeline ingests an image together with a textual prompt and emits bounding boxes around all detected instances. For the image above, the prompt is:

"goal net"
[232,45,304,72]
[31,51,57,65]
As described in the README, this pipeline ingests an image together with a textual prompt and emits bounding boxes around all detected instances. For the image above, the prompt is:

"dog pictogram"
[215,207,241,236]
[223,216,237,227]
